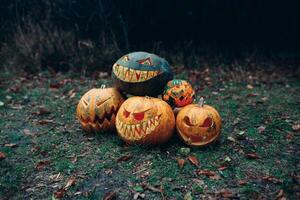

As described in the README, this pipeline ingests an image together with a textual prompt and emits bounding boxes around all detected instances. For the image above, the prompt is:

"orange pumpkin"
[116,96,175,145]
[76,85,125,132]
[176,98,221,146]
[163,79,195,107]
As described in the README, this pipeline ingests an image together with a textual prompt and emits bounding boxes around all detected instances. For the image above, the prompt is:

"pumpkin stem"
[198,97,205,107]
[100,84,106,89]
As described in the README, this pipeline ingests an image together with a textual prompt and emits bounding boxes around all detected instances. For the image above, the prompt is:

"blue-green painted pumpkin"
[111,52,173,96]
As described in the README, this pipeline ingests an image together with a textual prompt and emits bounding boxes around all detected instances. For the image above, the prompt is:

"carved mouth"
[179,120,217,145]
[116,114,162,140]
[80,106,118,128]
[113,64,160,83]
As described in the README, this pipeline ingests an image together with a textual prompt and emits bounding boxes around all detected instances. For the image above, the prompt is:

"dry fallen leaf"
[246,93,259,97]
[145,184,162,193]
[239,180,247,185]
[247,84,254,89]
[103,191,116,200]
[37,119,54,125]
[218,165,228,171]
[37,107,51,115]
[292,123,300,132]
[276,189,285,199]
[0,152,6,160]
[50,83,61,89]
[262,176,283,184]
[9,85,20,93]
[4,143,17,148]
[227,136,236,142]
[196,169,216,177]
[36,160,50,170]
[23,129,35,136]
[188,156,199,166]
[246,153,260,159]
[64,177,76,190]
[257,126,266,134]
[133,192,145,200]
[117,155,133,162]
[286,133,293,141]
[54,188,66,198]
[177,158,185,169]
[220,189,234,198]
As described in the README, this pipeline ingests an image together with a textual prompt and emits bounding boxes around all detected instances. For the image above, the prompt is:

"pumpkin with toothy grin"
[116,96,175,144]
[111,52,173,96]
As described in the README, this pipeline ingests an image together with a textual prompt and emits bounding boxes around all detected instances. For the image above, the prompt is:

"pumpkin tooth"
[130,125,135,137]
[121,66,126,79]
[127,125,133,139]
[124,66,129,77]
[154,118,159,127]
[117,65,122,76]
[145,122,151,135]
[118,120,122,129]
[140,121,146,133]
[148,71,154,78]
[129,69,134,81]
[135,70,141,80]
[118,65,123,79]
[147,120,151,129]
[124,68,129,81]
[140,70,146,81]
[135,124,141,136]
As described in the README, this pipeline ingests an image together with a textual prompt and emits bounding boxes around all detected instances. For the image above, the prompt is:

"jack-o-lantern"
[176,98,221,147]
[163,79,195,107]
[76,85,125,132]
[116,96,175,144]
[112,52,173,96]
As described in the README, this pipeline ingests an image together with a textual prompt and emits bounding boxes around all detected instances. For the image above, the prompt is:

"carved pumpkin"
[112,52,173,96]
[76,85,125,132]
[176,98,221,147]
[116,96,175,144]
[163,79,195,107]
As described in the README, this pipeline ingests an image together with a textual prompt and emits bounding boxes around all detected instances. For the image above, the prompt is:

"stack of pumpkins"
[76,52,221,147]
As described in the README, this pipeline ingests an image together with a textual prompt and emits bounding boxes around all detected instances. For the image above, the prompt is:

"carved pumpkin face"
[163,79,195,107]
[116,96,175,144]
[112,52,173,96]
[76,87,125,132]
[176,99,221,146]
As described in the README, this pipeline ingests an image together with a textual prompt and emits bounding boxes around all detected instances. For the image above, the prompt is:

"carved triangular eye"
[183,116,193,126]
[123,109,130,118]
[133,111,145,121]
[82,98,89,107]
[200,117,213,128]
[122,55,130,61]
[96,97,111,107]
[137,57,152,65]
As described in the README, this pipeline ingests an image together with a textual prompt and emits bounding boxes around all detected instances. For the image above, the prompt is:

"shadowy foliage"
[0,0,299,72]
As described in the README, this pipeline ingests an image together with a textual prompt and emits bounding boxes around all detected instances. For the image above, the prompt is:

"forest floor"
[0,66,299,200]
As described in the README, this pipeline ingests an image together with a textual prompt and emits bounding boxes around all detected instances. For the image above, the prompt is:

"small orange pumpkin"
[116,96,175,145]
[176,98,221,146]
[163,79,195,107]
[76,85,125,132]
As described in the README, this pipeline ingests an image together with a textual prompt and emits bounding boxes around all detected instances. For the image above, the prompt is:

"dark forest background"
[0,0,299,72]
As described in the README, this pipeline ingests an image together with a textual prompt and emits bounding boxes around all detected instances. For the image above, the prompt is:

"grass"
[0,67,299,199]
